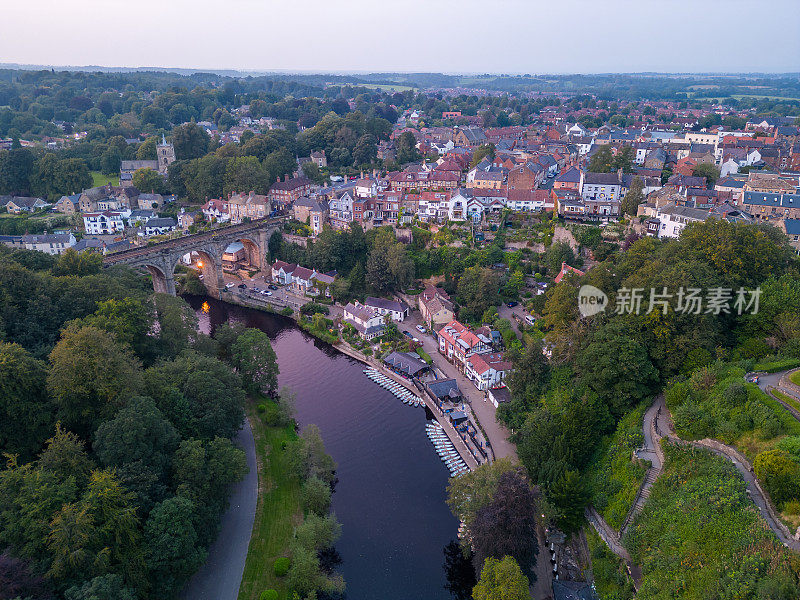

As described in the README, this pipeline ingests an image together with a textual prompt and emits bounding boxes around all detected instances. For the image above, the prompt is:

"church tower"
[157,134,176,174]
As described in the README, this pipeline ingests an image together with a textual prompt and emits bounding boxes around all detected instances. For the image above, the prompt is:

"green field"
[772,388,800,414]
[90,170,119,187]
[790,370,800,388]
[359,83,416,92]
[238,400,302,600]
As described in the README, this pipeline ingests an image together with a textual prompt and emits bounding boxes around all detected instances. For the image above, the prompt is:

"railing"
[103,217,283,263]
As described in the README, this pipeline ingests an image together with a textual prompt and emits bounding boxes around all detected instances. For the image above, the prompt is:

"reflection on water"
[186,296,474,599]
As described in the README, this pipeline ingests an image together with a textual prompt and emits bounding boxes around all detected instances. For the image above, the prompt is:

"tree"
[287,424,337,485]
[47,324,142,437]
[53,158,92,196]
[396,131,419,164]
[93,396,180,477]
[131,168,165,194]
[171,123,210,160]
[469,470,539,576]
[545,241,575,277]
[150,294,199,358]
[65,574,136,600]
[457,266,500,324]
[352,134,377,165]
[446,458,517,529]
[136,137,157,160]
[144,496,206,598]
[52,248,103,277]
[171,436,247,544]
[0,342,52,459]
[547,469,589,533]
[577,321,658,416]
[472,556,530,600]
[223,156,269,196]
[231,328,280,396]
[76,297,152,358]
[587,145,614,173]
[144,352,245,440]
[301,161,325,185]
[0,148,35,195]
[504,270,525,297]
[301,475,332,516]
[470,144,496,168]
[621,176,644,217]
[443,541,477,600]
[692,163,720,188]
[367,230,414,294]
[0,550,50,600]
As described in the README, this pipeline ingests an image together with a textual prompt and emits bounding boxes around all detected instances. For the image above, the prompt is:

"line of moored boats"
[426,423,469,477]
[363,368,423,407]
[362,367,470,478]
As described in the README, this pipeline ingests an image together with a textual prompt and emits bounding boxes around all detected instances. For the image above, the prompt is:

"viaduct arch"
[102,218,281,295]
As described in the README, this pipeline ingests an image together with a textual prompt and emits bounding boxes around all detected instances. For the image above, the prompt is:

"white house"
[271,260,297,284]
[448,189,471,221]
[365,296,409,322]
[465,352,513,391]
[83,211,126,235]
[142,217,176,237]
[343,301,386,340]
[655,203,709,239]
[21,232,76,255]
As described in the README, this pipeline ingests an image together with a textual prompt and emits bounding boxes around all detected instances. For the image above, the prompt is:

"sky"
[2,0,799,74]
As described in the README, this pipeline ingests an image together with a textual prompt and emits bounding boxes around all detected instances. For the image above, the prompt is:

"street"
[394,310,519,462]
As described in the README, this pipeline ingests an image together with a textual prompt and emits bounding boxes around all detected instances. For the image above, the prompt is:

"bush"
[281,306,294,316]
[301,302,329,316]
[754,449,800,506]
[273,556,290,577]
[259,590,279,600]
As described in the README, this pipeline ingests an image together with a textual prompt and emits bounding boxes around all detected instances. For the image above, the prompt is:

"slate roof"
[383,351,429,377]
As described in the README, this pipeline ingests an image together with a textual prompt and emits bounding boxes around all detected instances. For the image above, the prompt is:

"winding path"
[588,386,800,580]
[179,419,259,600]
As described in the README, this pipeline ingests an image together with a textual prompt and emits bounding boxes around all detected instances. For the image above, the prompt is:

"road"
[180,420,258,600]
[393,310,518,462]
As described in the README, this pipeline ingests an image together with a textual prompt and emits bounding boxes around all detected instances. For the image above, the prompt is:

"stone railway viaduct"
[102,218,282,295]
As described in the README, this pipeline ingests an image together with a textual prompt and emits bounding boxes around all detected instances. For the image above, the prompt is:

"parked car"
[237,283,247,289]
[415,325,426,333]
[251,286,261,293]
[403,331,413,338]
[225,282,235,289]
[261,290,272,296]
[506,301,518,308]
[268,284,278,290]
[524,315,535,326]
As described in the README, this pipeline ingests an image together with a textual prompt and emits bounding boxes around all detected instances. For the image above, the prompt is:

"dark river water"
[187,296,465,600]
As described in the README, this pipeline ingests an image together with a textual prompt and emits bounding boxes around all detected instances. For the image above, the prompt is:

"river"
[187,296,468,600]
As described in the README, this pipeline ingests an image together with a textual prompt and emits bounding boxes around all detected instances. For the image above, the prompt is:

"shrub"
[281,306,293,316]
[259,590,279,600]
[754,449,800,506]
[273,556,290,577]
[257,403,267,413]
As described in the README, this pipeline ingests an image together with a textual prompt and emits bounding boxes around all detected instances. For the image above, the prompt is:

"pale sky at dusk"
[2,0,799,74]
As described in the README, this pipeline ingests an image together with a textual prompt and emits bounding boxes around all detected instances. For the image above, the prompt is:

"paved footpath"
[180,420,258,600]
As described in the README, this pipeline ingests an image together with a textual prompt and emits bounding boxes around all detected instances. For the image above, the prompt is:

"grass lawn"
[238,399,302,600]
[416,347,433,364]
[790,370,800,388]
[772,389,800,414]
[90,171,119,187]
